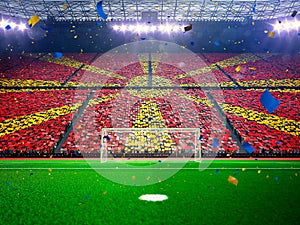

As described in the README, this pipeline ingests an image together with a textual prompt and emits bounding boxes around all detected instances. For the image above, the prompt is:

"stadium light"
[272,18,300,33]
[0,20,8,29]
[10,22,17,29]
[17,23,28,31]
[112,23,187,34]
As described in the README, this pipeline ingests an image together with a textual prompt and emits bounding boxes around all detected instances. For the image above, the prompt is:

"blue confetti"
[276,141,281,145]
[214,41,220,46]
[53,52,63,59]
[6,181,10,185]
[85,195,89,199]
[5,25,11,30]
[103,135,110,141]
[215,169,219,174]
[242,142,255,153]
[260,89,280,113]
[96,21,102,26]
[190,41,195,46]
[233,169,240,176]
[212,138,219,148]
[96,1,108,20]
[158,160,162,163]
[275,176,279,181]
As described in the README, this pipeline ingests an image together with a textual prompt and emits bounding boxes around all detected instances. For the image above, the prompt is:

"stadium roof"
[0,0,299,22]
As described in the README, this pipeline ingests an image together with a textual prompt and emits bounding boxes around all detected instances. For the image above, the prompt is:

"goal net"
[100,128,201,162]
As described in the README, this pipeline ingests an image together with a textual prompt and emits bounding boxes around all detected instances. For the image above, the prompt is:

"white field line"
[0,168,299,170]
[0,161,298,164]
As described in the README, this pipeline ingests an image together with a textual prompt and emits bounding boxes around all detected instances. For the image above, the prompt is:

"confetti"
[242,168,246,172]
[103,135,110,141]
[96,1,108,20]
[28,14,40,28]
[233,169,239,176]
[184,24,192,32]
[235,65,241,72]
[228,176,238,186]
[214,41,220,46]
[266,175,269,179]
[260,89,280,113]
[258,170,261,174]
[215,169,219,174]
[268,32,275,37]
[242,142,255,153]
[53,52,63,58]
[291,10,297,17]
[212,138,219,148]
[60,4,68,10]
[5,25,11,30]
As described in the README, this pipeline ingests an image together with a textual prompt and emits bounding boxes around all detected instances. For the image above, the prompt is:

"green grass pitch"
[0,159,299,225]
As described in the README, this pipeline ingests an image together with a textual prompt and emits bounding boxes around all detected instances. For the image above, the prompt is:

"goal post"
[100,128,201,162]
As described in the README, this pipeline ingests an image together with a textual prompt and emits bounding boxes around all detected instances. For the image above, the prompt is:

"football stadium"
[0,0,299,224]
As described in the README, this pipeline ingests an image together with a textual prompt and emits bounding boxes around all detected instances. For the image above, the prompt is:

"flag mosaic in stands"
[0,0,299,224]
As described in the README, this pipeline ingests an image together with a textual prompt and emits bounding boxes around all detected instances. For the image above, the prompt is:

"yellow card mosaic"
[124,100,175,153]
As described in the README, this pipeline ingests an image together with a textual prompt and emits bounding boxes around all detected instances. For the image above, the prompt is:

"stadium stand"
[0,52,299,157]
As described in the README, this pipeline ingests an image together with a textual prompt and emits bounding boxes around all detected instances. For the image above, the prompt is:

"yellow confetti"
[268,32,275,37]
[27,14,40,28]
[60,4,68,10]
[235,65,241,72]
[266,175,269,179]
[258,170,261,174]
[228,175,238,186]
[242,168,246,171]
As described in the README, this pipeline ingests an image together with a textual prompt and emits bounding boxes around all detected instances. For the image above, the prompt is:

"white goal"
[100,128,201,162]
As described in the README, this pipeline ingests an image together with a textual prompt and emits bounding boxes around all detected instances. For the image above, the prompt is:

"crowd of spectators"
[0,52,299,157]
